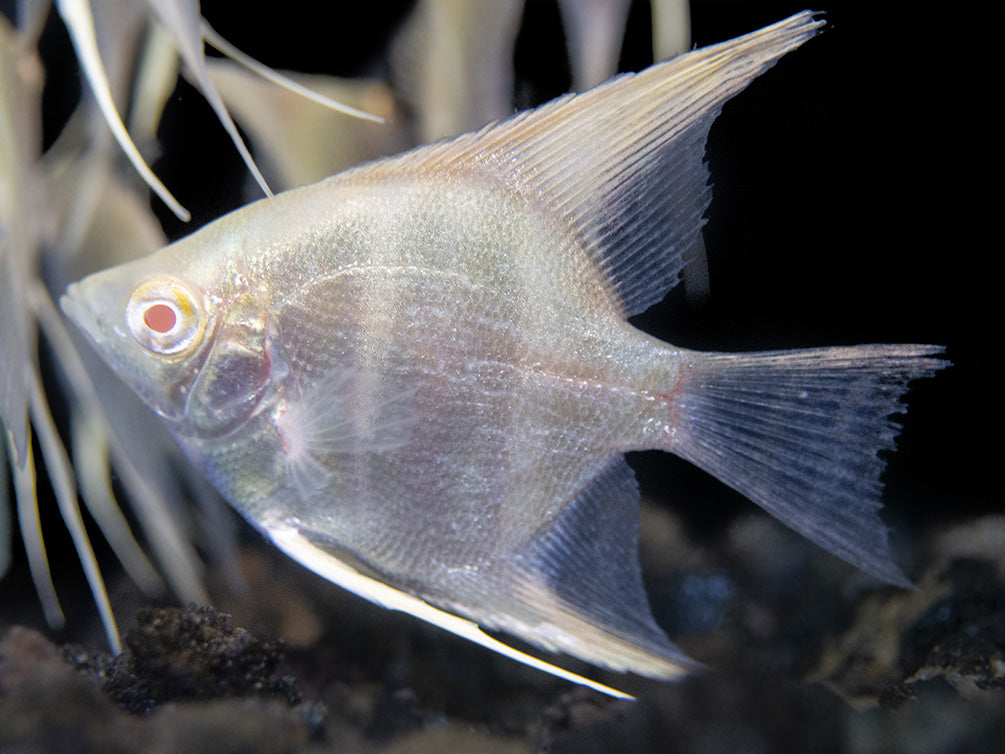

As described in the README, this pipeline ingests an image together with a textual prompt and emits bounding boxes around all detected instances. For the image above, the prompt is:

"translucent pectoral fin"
[276,369,417,497]
[264,518,635,700]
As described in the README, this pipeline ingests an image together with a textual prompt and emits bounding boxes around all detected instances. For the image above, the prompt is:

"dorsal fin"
[356,11,824,316]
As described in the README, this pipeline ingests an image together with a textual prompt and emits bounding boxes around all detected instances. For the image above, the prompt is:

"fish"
[60,11,947,698]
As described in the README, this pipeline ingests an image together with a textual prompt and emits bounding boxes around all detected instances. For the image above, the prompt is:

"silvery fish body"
[62,12,946,696]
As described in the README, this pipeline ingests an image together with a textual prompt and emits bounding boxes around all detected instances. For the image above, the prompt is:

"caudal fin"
[666,345,948,585]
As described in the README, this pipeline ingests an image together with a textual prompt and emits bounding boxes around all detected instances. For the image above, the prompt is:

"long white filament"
[56,0,191,221]
[27,358,121,652]
[268,521,635,700]
[201,23,385,124]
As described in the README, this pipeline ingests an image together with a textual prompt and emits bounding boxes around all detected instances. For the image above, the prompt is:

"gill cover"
[182,294,280,437]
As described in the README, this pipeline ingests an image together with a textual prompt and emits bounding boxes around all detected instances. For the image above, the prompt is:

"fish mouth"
[61,280,180,423]
[60,282,107,347]
[61,277,201,427]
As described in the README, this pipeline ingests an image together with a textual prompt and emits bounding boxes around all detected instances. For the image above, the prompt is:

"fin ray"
[200,22,384,124]
[56,0,190,220]
[147,0,272,198]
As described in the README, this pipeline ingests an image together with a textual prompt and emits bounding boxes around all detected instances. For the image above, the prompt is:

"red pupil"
[143,303,177,333]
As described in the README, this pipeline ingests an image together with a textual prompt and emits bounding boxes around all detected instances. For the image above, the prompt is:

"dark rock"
[0,626,139,754]
[0,623,320,753]
[102,605,300,715]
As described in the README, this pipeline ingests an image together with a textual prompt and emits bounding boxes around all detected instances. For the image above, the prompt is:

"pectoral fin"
[276,368,417,498]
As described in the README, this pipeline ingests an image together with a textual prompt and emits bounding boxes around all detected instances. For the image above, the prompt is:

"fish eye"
[126,276,206,356]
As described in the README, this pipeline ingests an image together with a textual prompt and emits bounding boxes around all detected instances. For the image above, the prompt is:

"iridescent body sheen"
[62,13,946,695]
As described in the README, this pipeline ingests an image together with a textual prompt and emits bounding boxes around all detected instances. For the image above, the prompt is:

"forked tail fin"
[665,345,948,585]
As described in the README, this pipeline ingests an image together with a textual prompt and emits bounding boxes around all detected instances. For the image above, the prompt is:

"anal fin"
[427,457,699,680]
[263,456,698,692]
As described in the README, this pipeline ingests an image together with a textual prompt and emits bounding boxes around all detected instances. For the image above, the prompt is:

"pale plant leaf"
[71,407,164,595]
[0,426,10,579]
[204,59,402,190]
[201,22,385,124]
[559,0,631,90]
[33,281,208,606]
[27,352,121,652]
[10,432,63,629]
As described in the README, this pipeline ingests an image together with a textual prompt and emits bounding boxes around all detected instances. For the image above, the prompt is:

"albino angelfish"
[62,12,947,698]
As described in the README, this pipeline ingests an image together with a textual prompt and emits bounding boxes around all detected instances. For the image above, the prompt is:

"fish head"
[61,226,283,441]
